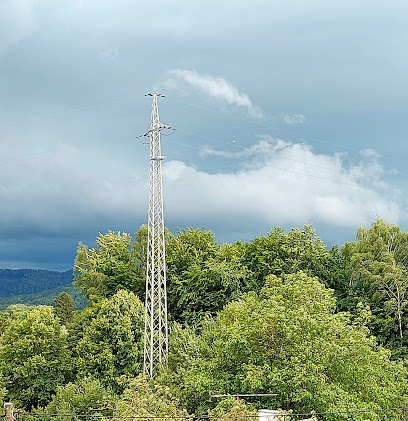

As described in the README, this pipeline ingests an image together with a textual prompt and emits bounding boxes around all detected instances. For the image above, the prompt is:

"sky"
[1,0,408,270]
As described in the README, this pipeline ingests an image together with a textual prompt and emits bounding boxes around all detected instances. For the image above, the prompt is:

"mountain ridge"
[0,268,73,297]
[0,283,88,310]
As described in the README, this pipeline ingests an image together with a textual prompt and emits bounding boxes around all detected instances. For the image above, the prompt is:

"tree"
[70,290,144,393]
[0,306,71,410]
[160,272,408,419]
[45,377,113,421]
[0,387,6,408]
[0,269,72,296]
[73,231,144,300]
[115,375,189,419]
[342,218,408,355]
[166,228,250,325]
[131,224,173,303]
[242,225,346,296]
[0,304,30,336]
[131,225,173,269]
[54,292,76,325]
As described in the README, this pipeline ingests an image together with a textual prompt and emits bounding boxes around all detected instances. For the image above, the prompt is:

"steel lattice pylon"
[142,93,169,377]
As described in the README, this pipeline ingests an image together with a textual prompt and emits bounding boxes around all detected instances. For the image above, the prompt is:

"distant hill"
[0,268,88,310]
[0,269,73,297]
[0,284,88,310]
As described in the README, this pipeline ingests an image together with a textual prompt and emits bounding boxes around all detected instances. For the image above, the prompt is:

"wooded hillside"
[0,269,72,297]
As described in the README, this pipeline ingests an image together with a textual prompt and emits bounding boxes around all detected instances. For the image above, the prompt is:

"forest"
[0,269,72,297]
[1,218,408,421]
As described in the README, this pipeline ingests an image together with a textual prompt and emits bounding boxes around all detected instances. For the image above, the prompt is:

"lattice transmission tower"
[139,92,172,378]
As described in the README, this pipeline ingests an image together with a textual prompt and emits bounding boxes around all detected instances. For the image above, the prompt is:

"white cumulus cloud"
[163,137,402,229]
[165,69,264,119]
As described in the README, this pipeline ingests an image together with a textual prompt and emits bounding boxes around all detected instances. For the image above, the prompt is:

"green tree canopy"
[70,290,145,393]
[160,272,407,419]
[0,304,30,336]
[0,306,71,410]
[73,226,345,328]
[115,375,189,419]
[45,377,113,421]
[73,231,144,299]
[242,225,346,295]
[54,292,76,325]
[343,218,408,356]
[166,228,250,326]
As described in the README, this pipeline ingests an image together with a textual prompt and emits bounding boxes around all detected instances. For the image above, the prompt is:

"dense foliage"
[45,377,113,419]
[115,375,189,419]
[343,219,408,358]
[69,290,145,393]
[0,269,72,297]
[241,225,345,293]
[73,231,145,299]
[54,292,76,325]
[2,218,408,420]
[0,306,72,409]
[161,272,408,419]
[166,228,250,325]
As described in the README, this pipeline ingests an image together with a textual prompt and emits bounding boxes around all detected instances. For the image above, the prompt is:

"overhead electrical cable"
[3,92,403,169]
[19,407,407,419]
[167,96,406,168]
[173,127,346,174]
[0,147,72,167]
[162,136,369,189]
[5,95,141,125]
[3,92,402,186]
[166,97,363,153]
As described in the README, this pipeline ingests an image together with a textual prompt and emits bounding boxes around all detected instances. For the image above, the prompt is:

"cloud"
[0,142,147,235]
[284,113,306,125]
[163,138,402,228]
[0,131,404,269]
[165,69,264,119]
[0,137,402,239]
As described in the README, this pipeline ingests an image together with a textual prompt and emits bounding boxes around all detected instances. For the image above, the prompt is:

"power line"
[163,133,374,189]
[2,93,403,192]
[167,96,408,169]
[3,93,406,173]
[18,407,406,419]
[0,120,389,192]
[166,97,363,154]
[0,147,71,167]
[5,95,140,126]
[173,127,346,174]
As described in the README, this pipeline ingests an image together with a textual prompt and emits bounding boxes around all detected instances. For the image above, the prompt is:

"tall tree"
[343,218,408,355]
[73,231,144,299]
[70,290,145,393]
[166,228,249,325]
[0,306,71,410]
[242,225,346,296]
[54,291,76,325]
